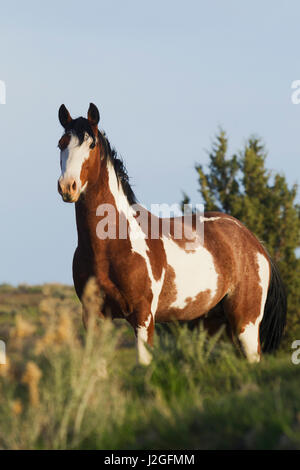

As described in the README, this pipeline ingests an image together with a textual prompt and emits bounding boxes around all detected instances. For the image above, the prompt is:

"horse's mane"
[98,130,137,206]
[65,117,137,206]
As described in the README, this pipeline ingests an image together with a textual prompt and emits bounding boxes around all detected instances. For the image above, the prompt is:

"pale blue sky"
[0,0,299,285]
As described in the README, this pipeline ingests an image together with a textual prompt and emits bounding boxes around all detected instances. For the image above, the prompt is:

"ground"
[0,283,299,450]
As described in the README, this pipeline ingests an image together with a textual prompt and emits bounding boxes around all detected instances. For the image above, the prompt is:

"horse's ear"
[87,103,100,126]
[58,104,72,128]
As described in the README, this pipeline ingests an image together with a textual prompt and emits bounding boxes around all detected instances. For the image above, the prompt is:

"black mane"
[65,117,96,147]
[65,117,137,206]
[99,131,138,206]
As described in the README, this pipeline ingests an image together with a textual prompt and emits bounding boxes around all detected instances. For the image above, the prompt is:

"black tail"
[259,256,287,353]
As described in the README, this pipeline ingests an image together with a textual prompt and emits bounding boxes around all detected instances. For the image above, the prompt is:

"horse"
[57,102,287,365]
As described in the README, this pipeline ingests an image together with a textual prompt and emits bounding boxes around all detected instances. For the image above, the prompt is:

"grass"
[0,283,299,450]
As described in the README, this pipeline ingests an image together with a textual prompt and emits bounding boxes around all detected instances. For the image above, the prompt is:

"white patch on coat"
[200,216,221,222]
[60,133,93,191]
[257,252,270,318]
[239,322,261,363]
[238,252,270,363]
[107,161,165,318]
[162,237,218,309]
[136,314,152,365]
[200,216,242,227]
[80,181,88,194]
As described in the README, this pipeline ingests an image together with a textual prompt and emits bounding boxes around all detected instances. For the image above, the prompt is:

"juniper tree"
[183,130,300,346]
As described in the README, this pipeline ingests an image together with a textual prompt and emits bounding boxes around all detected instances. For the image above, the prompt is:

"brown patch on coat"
[58,134,71,151]
[157,288,212,322]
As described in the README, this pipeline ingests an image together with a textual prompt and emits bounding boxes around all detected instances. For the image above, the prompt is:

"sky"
[0,0,299,285]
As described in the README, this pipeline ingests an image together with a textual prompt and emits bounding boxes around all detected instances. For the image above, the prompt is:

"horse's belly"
[156,238,220,321]
[156,295,216,322]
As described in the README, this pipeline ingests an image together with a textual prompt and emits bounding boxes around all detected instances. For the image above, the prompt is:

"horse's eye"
[90,142,95,149]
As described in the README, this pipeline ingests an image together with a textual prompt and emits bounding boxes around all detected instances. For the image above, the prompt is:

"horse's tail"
[259,255,287,353]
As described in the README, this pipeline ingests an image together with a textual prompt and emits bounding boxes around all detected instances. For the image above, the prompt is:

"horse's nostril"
[72,181,77,192]
[58,180,62,194]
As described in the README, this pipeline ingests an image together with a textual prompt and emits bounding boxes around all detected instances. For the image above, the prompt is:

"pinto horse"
[57,103,286,365]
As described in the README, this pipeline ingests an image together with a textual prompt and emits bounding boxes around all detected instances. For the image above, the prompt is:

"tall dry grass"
[0,279,127,449]
[0,280,299,450]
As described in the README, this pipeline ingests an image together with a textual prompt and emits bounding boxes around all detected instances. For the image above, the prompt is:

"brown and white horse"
[57,103,286,365]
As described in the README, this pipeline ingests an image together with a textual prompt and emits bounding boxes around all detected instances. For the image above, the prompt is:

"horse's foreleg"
[81,277,106,329]
[127,304,154,366]
[136,318,154,365]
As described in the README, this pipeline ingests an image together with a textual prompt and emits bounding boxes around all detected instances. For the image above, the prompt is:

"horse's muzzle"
[58,178,79,203]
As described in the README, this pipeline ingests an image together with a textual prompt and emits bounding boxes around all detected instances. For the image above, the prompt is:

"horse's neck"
[75,158,133,250]
[105,159,136,217]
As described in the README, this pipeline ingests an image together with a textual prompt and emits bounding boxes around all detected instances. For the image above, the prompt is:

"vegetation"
[182,130,300,345]
[0,283,299,450]
[0,130,299,450]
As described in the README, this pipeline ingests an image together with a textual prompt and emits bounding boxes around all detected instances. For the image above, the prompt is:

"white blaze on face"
[60,133,93,192]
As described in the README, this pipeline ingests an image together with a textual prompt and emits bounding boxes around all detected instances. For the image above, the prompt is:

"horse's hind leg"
[223,254,270,363]
[223,294,263,363]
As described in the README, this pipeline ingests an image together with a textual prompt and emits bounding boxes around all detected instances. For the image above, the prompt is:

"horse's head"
[57,103,100,203]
